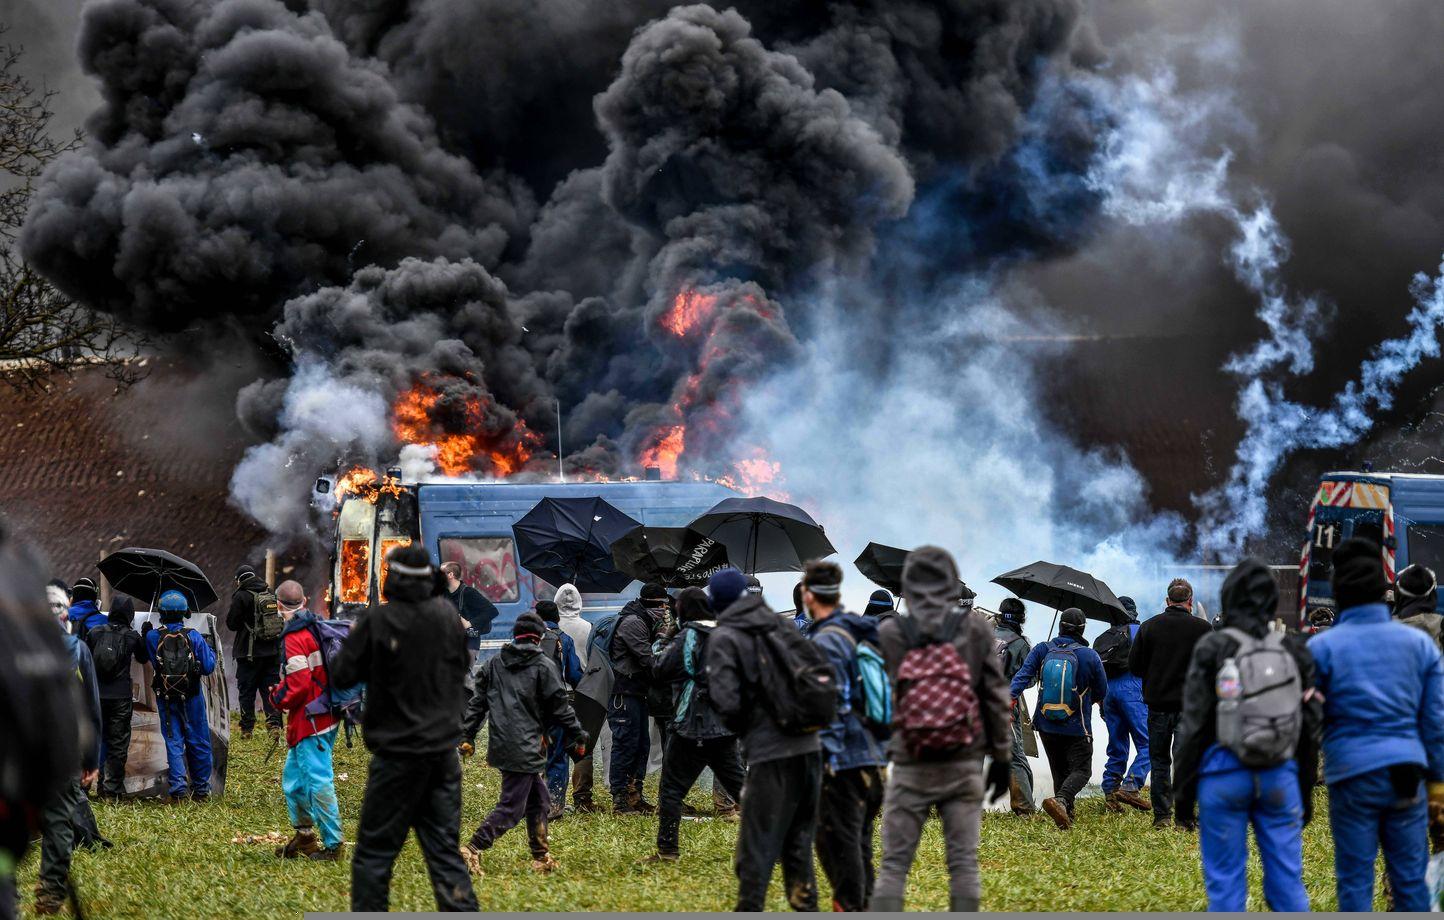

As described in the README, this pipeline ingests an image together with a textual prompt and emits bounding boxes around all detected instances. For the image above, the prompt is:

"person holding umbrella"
[143,590,217,802]
[993,598,1036,816]
[1009,608,1109,830]
[607,583,669,815]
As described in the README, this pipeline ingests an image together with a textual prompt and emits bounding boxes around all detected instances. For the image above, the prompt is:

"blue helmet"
[158,590,189,613]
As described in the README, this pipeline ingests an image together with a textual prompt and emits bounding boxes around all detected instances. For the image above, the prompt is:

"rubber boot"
[869,895,904,912]
[951,895,980,911]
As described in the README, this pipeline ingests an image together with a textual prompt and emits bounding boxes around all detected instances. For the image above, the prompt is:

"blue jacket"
[1010,635,1109,738]
[1107,623,1144,701]
[1309,602,1444,784]
[793,610,813,635]
[68,600,107,635]
[810,610,887,771]
[557,629,582,687]
[62,630,103,772]
[145,622,218,679]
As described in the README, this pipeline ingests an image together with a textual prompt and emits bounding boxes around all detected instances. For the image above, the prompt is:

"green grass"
[16,720,1361,915]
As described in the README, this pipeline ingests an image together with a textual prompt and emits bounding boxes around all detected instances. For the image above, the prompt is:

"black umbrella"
[687,496,835,574]
[512,496,640,593]
[611,526,731,588]
[855,542,909,593]
[991,560,1128,626]
[97,547,218,611]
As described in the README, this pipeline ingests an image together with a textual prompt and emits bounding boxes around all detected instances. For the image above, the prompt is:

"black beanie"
[1331,537,1389,611]
[999,597,1026,624]
[535,600,559,624]
[513,611,546,640]
[1059,607,1086,637]
[640,582,669,606]
[72,577,98,604]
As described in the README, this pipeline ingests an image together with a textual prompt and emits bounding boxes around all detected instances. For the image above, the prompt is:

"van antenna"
[556,398,565,483]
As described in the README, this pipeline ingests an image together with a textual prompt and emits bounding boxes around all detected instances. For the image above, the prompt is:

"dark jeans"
[470,771,550,858]
[1039,732,1093,815]
[736,751,822,912]
[234,655,281,732]
[99,697,133,797]
[657,735,747,855]
[37,778,85,897]
[1147,710,1183,820]
[352,751,478,913]
[816,765,885,911]
[607,693,650,801]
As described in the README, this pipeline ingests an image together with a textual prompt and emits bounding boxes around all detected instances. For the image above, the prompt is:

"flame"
[391,379,540,477]
[716,447,785,497]
[335,466,405,504]
[377,538,413,601]
[640,425,686,479]
[661,289,717,338]
[338,539,370,604]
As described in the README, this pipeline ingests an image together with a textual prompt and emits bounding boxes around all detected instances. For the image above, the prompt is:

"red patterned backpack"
[896,610,979,758]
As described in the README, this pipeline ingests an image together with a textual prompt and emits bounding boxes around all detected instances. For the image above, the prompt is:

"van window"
[1407,526,1444,575]
[336,498,375,605]
[439,537,521,604]
[1350,518,1384,547]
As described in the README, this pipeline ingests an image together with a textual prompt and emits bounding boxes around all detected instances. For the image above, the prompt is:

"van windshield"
[336,498,375,605]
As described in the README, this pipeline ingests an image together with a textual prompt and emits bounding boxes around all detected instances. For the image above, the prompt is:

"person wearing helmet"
[142,590,217,801]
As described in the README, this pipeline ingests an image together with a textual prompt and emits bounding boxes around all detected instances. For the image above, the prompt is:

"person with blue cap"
[143,590,217,801]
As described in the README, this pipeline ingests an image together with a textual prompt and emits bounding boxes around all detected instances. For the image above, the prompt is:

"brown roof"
[0,360,276,604]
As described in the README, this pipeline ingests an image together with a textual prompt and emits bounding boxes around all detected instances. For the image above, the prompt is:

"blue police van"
[326,477,738,653]
[1298,470,1444,619]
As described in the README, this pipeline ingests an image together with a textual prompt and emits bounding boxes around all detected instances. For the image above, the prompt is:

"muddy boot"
[32,885,65,917]
[240,728,253,741]
[531,854,559,873]
[1115,787,1150,811]
[1104,792,1125,813]
[309,842,345,862]
[951,895,981,912]
[656,812,682,861]
[1041,797,1073,830]
[572,796,601,814]
[277,827,321,859]
[526,810,552,866]
[459,843,484,877]
[627,783,657,816]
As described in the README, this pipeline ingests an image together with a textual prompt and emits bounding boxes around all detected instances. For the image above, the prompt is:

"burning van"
[322,472,738,655]
[1298,470,1444,621]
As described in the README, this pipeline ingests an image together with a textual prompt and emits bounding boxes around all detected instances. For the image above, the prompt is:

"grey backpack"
[1217,628,1302,768]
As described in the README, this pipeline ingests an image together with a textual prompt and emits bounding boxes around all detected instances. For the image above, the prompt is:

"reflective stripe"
[285,654,309,675]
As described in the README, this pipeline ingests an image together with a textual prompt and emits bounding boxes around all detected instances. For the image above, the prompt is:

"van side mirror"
[315,477,335,496]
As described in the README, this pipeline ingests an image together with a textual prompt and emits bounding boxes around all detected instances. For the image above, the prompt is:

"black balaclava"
[1330,537,1389,612]
[675,587,712,624]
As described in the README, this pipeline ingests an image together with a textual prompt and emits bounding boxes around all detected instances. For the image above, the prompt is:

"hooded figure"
[553,584,591,667]
[84,593,147,798]
[1172,559,1320,912]
[1394,563,1444,653]
[871,547,1012,912]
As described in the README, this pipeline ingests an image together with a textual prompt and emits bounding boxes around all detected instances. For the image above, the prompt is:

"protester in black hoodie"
[83,595,147,798]
[460,611,587,874]
[607,582,668,814]
[330,546,476,913]
[706,567,822,911]
[646,587,746,862]
[1394,563,1444,653]
[225,565,282,739]
[1172,559,1321,911]
[1128,578,1212,829]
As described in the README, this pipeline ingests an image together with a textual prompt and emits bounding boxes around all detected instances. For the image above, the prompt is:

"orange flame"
[338,539,370,604]
[391,380,540,477]
[640,425,686,479]
[377,538,413,601]
[661,289,717,337]
[335,466,404,504]
[716,448,784,496]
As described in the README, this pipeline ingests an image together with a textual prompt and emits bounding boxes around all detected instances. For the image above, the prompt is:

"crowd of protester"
[3,525,1443,915]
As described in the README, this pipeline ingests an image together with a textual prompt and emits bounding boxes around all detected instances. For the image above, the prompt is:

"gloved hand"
[569,730,591,762]
[1429,781,1444,849]
[458,741,475,758]
[985,758,1010,805]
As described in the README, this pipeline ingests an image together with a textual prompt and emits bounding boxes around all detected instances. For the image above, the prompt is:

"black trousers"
[352,751,478,913]
[816,765,884,912]
[37,778,85,898]
[234,656,281,732]
[736,751,822,912]
[1147,710,1183,820]
[1039,732,1093,815]
[607,693,650,800]
[657,735,747,855]
[99,697,133,796]
[470,771,549,858]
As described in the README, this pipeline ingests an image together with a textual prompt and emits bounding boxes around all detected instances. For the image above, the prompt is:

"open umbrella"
[855,542,909,593]
[512,496,640,593]
[991,560,1128,626]
[611,526,731,588]
[687,496,835,574]
[98,547,218,610]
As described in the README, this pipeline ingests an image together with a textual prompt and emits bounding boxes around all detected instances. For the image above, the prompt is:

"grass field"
[16,720,1365,915]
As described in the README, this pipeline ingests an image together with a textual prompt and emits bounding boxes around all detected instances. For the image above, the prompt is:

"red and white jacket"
[269,612,336,746]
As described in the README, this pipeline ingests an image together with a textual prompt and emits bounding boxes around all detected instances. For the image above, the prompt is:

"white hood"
[554,583,591,666]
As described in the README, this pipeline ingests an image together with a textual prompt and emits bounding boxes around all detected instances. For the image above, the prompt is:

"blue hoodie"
[1010,635,1109,738]
[810,610,888,771]
[61,629,103,772]
[1309,601,1444,784]
[68,599,107,635]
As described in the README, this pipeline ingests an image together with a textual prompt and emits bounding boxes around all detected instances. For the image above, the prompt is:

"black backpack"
[87,624,132,684]
[752,620,837,735]
[1095,622,1134,679]
[249,588,283,645]
[540,626,566,676]
[152,629,200,702]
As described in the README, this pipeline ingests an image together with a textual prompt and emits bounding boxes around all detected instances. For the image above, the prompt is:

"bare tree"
[0,28,141,389]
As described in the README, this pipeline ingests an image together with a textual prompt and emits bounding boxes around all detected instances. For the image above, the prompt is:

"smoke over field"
[17,0,1444,590]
